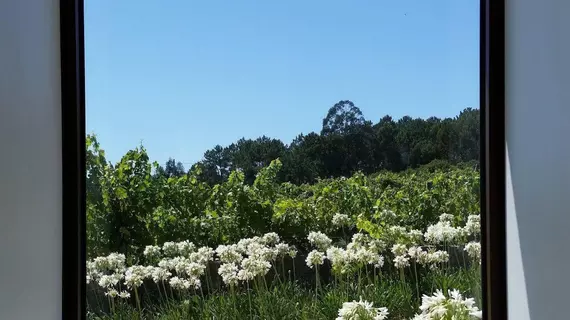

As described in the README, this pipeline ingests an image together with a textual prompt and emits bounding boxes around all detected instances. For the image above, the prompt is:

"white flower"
[169,276,200,290]
[288,246,298,258]
[274,243,291,258]
[118,291,131,299]
[150,267,171,283]
[336,298,389,320]
[424,221,460,244]
[374,255,385,269]
[428,251,450,264]
[332,213,352,227]
[216,244,243,264]
[185,262,206,277]
[261,232,280,246]
[416,289,482,319]
[407,229,424,244]
[327,247,353,274]
[177,240,196,257]
[98,273,121,289]
[306,250,325,269]
[162,242,178,257]
[308,231,332,251]
[393,255,410,269]
[464,242,481,263]
[143,245,161,259]
[368,239,386,252]
[407,246,424,260]
[237,237,263,254]
[190,247,214,266]
[391,244,407,256]
[389,226,407,237]
[439,213,454,222]
[353,248,379,265]
[105,289,118,298]
[464,215,481,236]
[218,263,239,286]
[240,257,271,278]
[124,265,148,289]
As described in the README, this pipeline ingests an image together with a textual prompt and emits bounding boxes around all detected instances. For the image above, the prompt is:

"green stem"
[134,286,142,318]
[413,261,420,301]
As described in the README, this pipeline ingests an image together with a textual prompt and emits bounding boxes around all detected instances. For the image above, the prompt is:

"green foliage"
[194,104,479,186]
[87,136,479,259]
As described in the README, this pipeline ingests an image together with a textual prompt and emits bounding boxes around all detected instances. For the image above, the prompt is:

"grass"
[87,266,480,320]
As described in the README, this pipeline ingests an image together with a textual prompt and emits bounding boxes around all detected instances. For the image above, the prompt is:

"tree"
[373,115,404,171]
[321,100,366,136]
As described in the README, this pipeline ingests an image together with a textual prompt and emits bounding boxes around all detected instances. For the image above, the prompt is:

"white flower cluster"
[464,215,481,237]
[305,250,325,269]
[215,244,243,264]
[391,244,450,270]
[464,242,481,264]
[332,213,352,227]
[336,298,389,320]
[308,231,333,251]
[411,289,482,319]
[124,265,150,289]
[424,213,481,245]
[318,233,385,274]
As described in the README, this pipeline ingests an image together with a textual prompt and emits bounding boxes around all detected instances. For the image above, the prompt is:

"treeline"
[158,100,479,185]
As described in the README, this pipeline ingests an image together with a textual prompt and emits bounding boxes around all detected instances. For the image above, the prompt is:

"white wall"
[506,1,570,319]
[0,0,62,319]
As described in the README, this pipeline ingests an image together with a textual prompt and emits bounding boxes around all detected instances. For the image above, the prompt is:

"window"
[60,1,506,319]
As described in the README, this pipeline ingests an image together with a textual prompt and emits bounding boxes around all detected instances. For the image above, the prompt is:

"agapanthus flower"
[240,257,271,278]
[118,291,131,299]
[374,255,385,269]
[162,242,178,257]
[407,229,424,244]
[98,273,122,289]
[143,245,161,260]
[105,289,118,298]
[185,262,206,278]
[332,213,352,227]
[306,250,326,269]
[308,231,333,251]
[288,247,298,258]
[464,215,481,236]
[215,244,243,264]
[261,232,280,246]
[464,242,481,263]
[190,247,214,266]
[439,213,454,222]
[407,246,424,260]
[124,265,148,289]
[415,289,482,319]
[177,240,196,257]
[274,243,291,258]
[424,221,460,244]
[393,255,410,269]
[336,298,389,320]
[150,267,171,283]
[391,243,407,256]
[218,263,239,286]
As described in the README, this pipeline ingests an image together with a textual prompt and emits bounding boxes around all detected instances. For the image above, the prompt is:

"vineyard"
[86,137,482,319]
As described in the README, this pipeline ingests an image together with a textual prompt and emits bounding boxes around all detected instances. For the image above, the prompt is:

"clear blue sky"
[85,0,479,167]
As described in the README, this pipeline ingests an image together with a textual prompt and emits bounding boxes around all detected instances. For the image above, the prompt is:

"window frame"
[61,1,506,318]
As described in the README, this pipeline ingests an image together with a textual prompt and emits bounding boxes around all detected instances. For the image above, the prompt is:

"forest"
[156,100,479,185]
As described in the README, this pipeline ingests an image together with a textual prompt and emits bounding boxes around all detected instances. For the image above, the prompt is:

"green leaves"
[87,136,479,260]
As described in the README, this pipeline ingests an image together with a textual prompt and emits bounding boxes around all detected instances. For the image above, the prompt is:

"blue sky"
[85,0,479,167]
